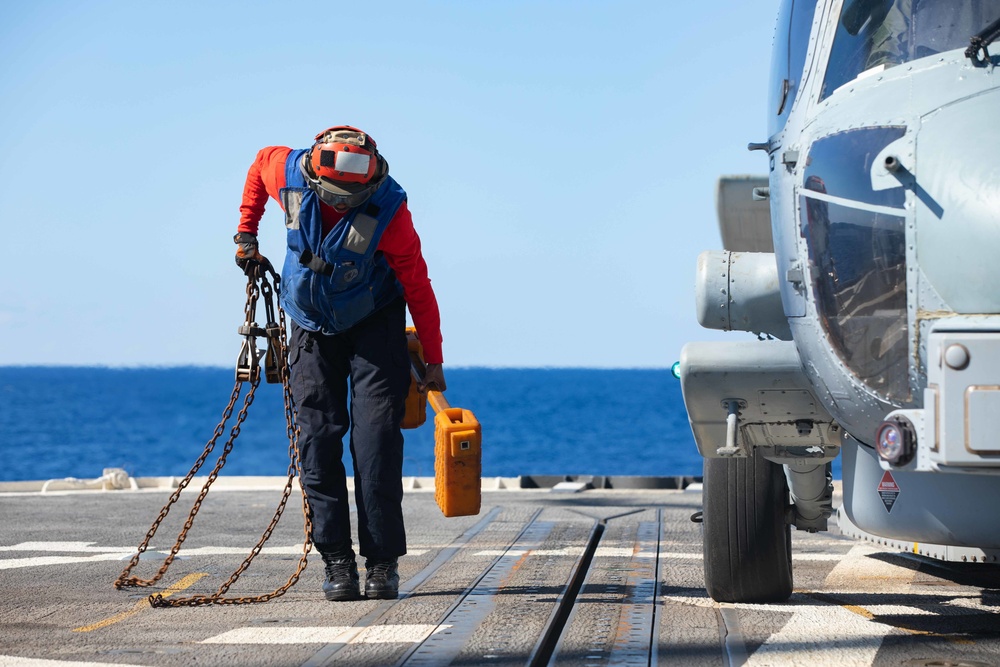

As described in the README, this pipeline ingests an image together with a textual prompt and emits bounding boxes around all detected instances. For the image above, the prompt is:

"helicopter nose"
[912,87,1000,313]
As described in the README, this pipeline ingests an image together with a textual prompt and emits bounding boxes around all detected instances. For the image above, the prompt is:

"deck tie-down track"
[302,505,663,667]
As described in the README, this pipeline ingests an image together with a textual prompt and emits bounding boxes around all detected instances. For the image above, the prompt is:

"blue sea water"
[0,367,705,483]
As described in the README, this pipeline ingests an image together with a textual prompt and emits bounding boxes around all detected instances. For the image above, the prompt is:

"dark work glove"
[420,363,447,393]
[234,232,267,275]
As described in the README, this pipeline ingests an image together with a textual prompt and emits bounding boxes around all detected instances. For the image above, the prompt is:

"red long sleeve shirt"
[238,146,443,363]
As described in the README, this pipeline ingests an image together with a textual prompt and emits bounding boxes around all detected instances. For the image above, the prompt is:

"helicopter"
[678,0,1000,602]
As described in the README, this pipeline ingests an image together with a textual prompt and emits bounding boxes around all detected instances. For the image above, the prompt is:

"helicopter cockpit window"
[822,0,1000,100]
[801,128,909,402]
[769,0,820,136]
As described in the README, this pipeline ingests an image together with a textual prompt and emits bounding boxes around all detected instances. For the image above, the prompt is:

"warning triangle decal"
[877,470,900,512]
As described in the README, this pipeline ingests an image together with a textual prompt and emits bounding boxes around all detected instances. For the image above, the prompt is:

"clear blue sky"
[0,1,775,368]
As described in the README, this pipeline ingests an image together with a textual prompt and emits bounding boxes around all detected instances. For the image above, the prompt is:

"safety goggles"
[313,179,382,209]
[300,154,386,210]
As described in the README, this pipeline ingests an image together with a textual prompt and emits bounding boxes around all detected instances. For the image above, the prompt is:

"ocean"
[0,367,704,483]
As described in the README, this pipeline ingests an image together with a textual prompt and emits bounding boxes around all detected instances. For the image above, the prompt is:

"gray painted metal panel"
[925,327,1000,469]
[715,176,773,253]
[842,437,1000,548]
[679,340,838,458]
[694,251,792,340]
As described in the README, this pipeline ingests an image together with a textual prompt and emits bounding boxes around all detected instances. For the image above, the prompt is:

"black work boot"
[364,559,400,600]
[321,552,360,601]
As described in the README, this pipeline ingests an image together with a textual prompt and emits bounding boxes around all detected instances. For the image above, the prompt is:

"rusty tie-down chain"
[114,263,314,606]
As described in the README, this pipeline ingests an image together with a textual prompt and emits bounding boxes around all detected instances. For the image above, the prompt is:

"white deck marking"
[142,546,313,556]
[0,542,426,569]
[946,594,1000,612]
[746,544,913,664]
[0,542,135,552]
[0,657,146,667]
[0,553,132,570]
[746,599,894,664]
[169,546,428,557]
[661,544,932,660]
[201,624,449,645]
[473,547,851,561]
[472,547,658,558]
[202,627,354,644]
[790,552,857,561]
[656,550,854,562]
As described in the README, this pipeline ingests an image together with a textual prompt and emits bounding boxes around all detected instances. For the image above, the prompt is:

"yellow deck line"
[72,573,208,632]
[803,590,974,645]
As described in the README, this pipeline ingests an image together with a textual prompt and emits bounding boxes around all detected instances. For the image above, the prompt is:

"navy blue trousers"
[288,297,410,560]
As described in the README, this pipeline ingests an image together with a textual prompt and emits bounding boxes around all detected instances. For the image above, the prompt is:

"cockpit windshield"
[822,0,1000,99]
[800,127,910,403]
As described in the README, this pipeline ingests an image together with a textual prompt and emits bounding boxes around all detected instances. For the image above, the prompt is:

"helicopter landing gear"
[702,450,793,603]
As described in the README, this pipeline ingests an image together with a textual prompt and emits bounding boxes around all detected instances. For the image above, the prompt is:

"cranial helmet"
[301,125,388,209]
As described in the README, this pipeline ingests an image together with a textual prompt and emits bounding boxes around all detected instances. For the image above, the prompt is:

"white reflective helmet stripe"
[335,151,372,175]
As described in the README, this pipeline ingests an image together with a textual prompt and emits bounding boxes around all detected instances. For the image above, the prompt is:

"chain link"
[115,264,314,606]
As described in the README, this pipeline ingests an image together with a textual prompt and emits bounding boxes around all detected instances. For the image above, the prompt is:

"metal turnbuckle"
[264,322,283,384]
[236,330,264,383]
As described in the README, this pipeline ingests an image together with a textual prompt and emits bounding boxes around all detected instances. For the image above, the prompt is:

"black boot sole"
[324,588,362,602]
[365,589,398,600]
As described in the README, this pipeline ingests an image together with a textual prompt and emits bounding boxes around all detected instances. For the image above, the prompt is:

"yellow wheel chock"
[403,328,481,517]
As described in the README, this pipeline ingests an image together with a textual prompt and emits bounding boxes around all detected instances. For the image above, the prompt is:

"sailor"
[234,126,446,601]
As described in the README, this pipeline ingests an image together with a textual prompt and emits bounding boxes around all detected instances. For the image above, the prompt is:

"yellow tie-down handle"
[403,328,481,517]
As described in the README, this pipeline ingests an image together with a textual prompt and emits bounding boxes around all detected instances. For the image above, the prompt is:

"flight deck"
[2,477,999,667]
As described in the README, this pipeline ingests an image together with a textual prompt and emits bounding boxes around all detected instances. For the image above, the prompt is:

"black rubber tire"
[702,451,793,603]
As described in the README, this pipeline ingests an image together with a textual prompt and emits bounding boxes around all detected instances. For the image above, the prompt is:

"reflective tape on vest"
[281,190,303,230]
[344,214,379,254]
